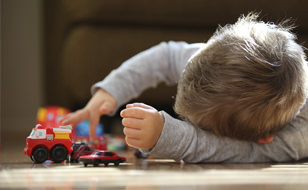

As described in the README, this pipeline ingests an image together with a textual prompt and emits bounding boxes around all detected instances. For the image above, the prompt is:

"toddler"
[62,13,308,163]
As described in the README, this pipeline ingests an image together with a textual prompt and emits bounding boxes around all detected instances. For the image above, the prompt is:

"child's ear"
[257,135,274,144]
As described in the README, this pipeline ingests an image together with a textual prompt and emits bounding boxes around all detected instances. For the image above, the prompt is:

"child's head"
[174,13,308,142]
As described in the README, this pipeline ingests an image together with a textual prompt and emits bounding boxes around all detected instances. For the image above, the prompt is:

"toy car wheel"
[51,145,67,163]
[104,162,109,167]
[32,147,49,163]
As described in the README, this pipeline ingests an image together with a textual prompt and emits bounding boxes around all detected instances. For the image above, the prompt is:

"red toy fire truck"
[24,124,73,163]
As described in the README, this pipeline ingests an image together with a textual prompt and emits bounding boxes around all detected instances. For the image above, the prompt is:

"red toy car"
[79,150,126,167]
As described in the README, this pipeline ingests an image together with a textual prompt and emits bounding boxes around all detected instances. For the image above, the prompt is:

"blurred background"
[2,0,308,146]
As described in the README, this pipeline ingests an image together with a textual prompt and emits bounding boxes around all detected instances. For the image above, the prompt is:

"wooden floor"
[1,141,308,189]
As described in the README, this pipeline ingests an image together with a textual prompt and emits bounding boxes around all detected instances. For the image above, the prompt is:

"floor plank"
[1,142,308,189]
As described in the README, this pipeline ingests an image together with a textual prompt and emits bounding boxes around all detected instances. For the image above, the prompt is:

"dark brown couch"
[44,0,308,113]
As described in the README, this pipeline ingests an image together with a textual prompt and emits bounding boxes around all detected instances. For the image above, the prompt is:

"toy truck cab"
[24,124,73,163]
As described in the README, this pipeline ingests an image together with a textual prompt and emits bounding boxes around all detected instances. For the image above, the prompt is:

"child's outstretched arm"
[91,41,204,114]
[62,41,202,141]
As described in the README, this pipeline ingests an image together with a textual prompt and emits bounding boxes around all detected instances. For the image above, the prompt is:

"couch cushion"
[62,0,308,30]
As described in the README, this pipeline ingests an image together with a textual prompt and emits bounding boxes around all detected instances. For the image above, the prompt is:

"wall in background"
[1,0,43,138]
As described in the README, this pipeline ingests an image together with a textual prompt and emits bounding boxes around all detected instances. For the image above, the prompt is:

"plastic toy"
[79,150,126,167]
[73,120,107,150]
[36,106,70,128]
[70,142,94,163]
[74,120,104,136]
[24,124,73,163]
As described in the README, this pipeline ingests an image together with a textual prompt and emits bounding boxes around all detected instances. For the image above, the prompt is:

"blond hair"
[174,13,308,141]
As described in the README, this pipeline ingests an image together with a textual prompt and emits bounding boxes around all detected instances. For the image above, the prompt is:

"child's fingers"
[88,114,99,141]
[122,117,144,129]
[99,101,114,115]
[126,103,154,110]
[123,127,142,139]
[61,109,89,126]
[59,115,70,125]
[120,107,147,119]
[125,137,142,149]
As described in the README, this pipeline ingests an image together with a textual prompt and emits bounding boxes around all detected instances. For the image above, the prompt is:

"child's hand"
[60,89,116,141]
[120,103,164,149]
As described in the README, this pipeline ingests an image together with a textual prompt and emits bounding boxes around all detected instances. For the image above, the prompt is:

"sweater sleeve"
[148,103,308,163]
[91,41,204,114]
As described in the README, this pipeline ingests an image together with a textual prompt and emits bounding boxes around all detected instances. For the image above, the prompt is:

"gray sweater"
[92,41,308,163]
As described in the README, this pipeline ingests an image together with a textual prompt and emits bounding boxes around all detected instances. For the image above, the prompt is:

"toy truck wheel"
[32,147,49,163]
[51,145,67,163]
